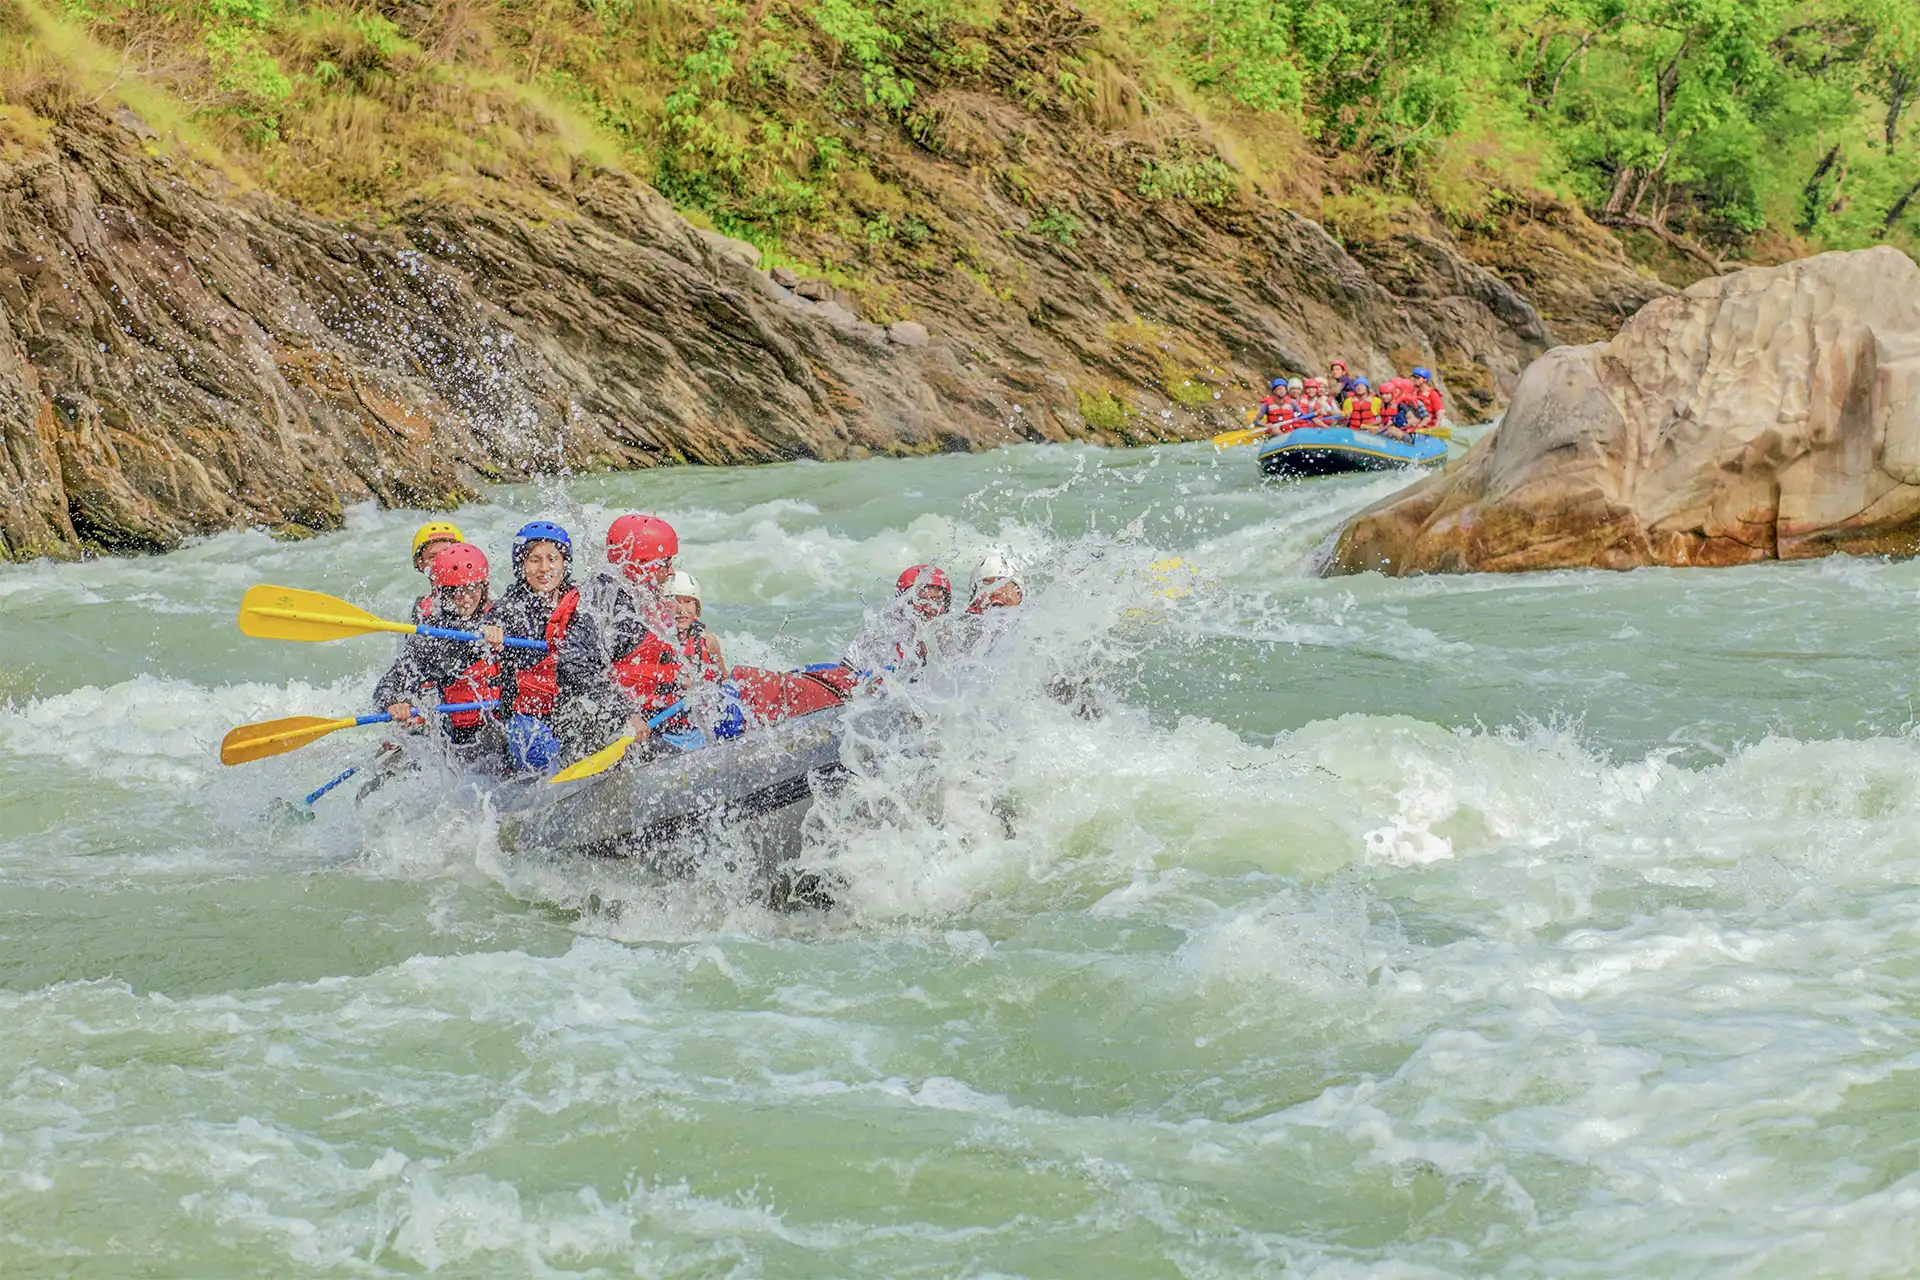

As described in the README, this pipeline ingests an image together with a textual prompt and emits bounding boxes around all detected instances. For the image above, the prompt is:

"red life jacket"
[609,627,683,713]
[441,655,499,728]
[511,589,580,717]
[1346,396,1381,429]
[1417,387,1443,424]
[679,627,724,681]
[1260,396,1286,424]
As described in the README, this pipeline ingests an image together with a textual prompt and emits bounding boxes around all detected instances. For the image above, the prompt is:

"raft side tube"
[1257,426,1447,476]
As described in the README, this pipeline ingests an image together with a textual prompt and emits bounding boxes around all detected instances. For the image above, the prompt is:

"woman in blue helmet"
[1409,366,1444,431]
[487,520,609,773]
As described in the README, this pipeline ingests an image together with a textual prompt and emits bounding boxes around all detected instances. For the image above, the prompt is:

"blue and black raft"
[1257,425,1448,477]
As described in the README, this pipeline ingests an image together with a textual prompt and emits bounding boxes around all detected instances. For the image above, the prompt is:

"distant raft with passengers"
[1216,361,1452,478]
[1257,424,1448,476]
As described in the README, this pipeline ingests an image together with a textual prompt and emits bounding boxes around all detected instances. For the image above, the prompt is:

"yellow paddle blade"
[220,715,361,765]
[548,734,636,785]
[1211,428,1265,449]
[239,585,413,643]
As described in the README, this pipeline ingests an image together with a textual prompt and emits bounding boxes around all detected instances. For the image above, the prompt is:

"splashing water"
[6,444,1920,1276]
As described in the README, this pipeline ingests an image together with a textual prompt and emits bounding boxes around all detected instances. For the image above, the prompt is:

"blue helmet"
[1270,378,1287,391]
[1412,366,1433,381]
[1353,377,1371,389]
[512,520,572,568]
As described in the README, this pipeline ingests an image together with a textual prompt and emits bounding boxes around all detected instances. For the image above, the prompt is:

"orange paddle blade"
[220,715,361,765]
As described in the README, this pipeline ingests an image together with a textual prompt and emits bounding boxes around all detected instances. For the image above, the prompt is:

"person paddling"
[900,563,954,621]
[1344,378,1404,440]
[408,521,464,623]
[491,521,605,774]
[591,513,689,734]
[1380,376,1413,432]
[1410,366,1444,432]
[1328,359,1359,403]
[967,552,1024,614]
[668,570,726,682]
[373,543,500,755]
[845,563,952,673]
[1263,378,1310,434]
[943,552,1025,659]
[1300,377,1339,423]
[1256,379,1291,427]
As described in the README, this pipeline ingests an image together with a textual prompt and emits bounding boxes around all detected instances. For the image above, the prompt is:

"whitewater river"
[5,443,1920,1276]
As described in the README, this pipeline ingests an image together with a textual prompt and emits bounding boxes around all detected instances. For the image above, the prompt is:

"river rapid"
[4,443,1920,1276]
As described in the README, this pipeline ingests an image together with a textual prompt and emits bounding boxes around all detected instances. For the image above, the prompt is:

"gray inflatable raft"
[495,702,901,898]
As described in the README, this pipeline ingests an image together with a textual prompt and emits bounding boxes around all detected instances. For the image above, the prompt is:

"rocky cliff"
[1326,247,1920,577]
[0,100,1664,560]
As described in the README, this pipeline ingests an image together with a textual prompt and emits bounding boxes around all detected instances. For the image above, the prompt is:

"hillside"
[3,0,1915,558]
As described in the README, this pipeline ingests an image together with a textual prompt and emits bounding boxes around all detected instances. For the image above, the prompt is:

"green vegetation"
[1075,384,1136,431]
[1,0,1916,274]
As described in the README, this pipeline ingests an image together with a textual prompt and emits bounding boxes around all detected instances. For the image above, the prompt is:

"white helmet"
[972,550,1021,595]
[667,569,701,600]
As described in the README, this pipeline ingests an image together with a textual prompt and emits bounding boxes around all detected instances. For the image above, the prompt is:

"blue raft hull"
[1258,426,1447,477]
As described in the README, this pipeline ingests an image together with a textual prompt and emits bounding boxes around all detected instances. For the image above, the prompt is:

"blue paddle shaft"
[307,701,495,804]
[645,700,687,731]
[304,767,357,805]
[417,624,546,652]
[380,700,495,722]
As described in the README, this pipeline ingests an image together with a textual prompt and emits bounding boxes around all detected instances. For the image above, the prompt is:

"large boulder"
[1326,247,1920,576]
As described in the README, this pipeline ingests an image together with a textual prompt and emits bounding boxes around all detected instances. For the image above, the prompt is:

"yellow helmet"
[411,521,464,561]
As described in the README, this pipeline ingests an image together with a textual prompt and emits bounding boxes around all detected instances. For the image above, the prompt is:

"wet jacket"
[490,578,609,751]
[372,598,499,743]
[678,619,726,684]
[845,600,946,675]
[585,568,689,718]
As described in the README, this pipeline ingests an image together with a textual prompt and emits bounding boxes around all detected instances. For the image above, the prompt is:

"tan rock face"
[1327,247,1920,577]
[0,105,1623,562]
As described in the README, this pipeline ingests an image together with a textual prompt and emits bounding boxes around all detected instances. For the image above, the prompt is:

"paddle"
[1215,411,1338,448]
[238,585,548,650]
[1210,427,1266,449]
[220,701,494,766]
[304,763,363,806]
[547,699,689,785]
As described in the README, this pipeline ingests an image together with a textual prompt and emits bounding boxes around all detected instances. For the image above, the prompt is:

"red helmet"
[1304,377,1324,391]
[430,543,490,588]
[607,514,678,565]
[896,564,952,595]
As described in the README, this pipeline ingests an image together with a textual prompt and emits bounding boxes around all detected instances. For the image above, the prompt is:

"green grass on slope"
[1,0,1915,289]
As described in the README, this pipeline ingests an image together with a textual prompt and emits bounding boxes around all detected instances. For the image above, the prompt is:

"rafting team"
[380,516,1024,776]
[1253,360,1445,443]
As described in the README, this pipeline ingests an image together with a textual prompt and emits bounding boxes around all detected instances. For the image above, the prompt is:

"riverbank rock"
[1326,247,1920,576]
[0,100,1648,561]
[0,110,1018,558]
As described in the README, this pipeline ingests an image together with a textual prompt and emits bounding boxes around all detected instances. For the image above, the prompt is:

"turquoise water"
[5,444,1920,1276]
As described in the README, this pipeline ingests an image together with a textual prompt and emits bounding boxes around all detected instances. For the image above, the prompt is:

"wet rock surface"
[1326,247,1920,576]
[2,108,1636,560]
